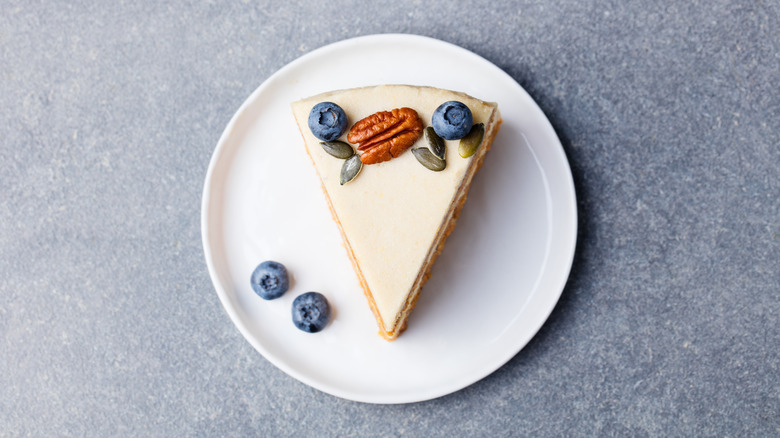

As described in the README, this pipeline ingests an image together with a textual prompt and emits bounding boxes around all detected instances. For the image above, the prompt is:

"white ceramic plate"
[202,34,577,404]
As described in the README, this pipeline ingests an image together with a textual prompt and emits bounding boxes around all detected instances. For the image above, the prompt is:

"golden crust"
[296,121,392,338]
[385,114,502,340]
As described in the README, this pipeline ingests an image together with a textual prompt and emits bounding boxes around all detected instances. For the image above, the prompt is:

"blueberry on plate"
[308,102,348,141]
[431,101,473,140]
[292,292,331,333]
[250,261,289,300]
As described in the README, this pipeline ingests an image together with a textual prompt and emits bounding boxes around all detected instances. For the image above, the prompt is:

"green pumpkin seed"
[458,123,485,158]
[320,140,354,159]
[412,147,446,171]
[340,154,363,185]
[424,126,445,160]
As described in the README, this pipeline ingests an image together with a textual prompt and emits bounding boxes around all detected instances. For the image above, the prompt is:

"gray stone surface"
[1,0,778,436]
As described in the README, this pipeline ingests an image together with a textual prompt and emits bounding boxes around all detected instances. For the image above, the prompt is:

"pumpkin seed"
[340,154,363,185]
[458,123,484,158]
[320,140,354,159]
[424,126,445,160]
[412,147,446,171]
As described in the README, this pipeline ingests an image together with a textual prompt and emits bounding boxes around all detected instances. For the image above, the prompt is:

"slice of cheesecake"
[291,85,501,340]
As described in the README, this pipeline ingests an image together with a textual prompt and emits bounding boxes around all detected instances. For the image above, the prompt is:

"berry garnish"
[250,261,289,300]
[292,292,331,333]
[431,101,473,140]
[308,102,348,141]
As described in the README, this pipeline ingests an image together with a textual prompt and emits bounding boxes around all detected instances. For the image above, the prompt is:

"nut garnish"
[347,108,423,165]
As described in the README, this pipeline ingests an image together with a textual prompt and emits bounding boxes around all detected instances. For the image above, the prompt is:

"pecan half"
[347,108,423,165]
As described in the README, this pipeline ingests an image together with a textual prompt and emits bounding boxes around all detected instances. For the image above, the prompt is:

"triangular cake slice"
[291,85,501,340]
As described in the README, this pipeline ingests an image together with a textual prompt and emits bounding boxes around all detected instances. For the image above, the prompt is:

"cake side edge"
[290,103,394,340]
[385,107,503,339]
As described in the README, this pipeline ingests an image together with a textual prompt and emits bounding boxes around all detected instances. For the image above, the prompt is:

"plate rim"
[201,33,578,403]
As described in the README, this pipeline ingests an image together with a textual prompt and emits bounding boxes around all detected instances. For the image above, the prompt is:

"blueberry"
[308,102,348,141]
[292,292,330,333]
[431,101,473,140]
[250,261,289,300]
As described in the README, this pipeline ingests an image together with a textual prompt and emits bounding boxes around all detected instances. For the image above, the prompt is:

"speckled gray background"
[1,0,778,436]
